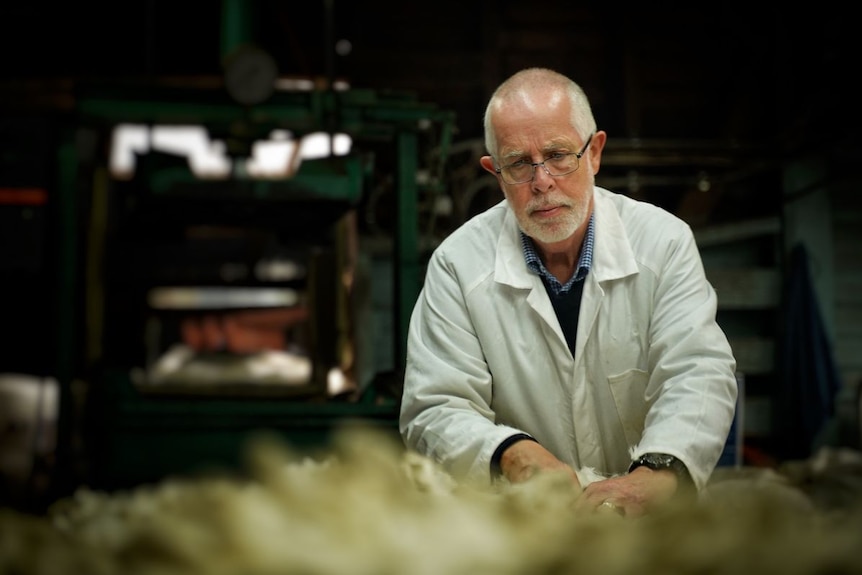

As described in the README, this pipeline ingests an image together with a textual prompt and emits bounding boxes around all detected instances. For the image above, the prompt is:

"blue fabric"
[778,243,842,459]
[521,213,594,295]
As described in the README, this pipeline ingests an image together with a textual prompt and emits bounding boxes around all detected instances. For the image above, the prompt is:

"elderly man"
[399,67,738,517]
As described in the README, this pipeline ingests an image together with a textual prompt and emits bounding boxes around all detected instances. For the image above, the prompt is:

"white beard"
[512,192,589,244]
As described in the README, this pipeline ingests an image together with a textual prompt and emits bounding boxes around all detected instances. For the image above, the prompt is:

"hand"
[499,439,582,488]
[574,465,680,518]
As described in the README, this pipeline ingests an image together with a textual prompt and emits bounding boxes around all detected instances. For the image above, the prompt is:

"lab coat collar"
[494,186,639,288]
[590,186,639,282]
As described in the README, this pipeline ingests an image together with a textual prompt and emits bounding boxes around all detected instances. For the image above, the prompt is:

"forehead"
[493,89,579,155]
[495,122,579,157]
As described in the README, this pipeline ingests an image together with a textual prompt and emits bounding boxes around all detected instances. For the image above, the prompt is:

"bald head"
[483,68,597,159]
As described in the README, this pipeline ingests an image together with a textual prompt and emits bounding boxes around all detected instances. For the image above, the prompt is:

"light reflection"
[109,124,353,180]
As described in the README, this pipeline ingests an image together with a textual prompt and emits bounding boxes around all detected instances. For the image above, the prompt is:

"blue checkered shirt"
[521,213,595,294]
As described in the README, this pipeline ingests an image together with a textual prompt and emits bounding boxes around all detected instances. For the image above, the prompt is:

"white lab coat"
[399,186,738,490]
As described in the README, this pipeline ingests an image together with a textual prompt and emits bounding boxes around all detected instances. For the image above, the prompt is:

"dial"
[223,45,278,106]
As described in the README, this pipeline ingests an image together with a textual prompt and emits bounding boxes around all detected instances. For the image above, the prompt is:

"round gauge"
[223,45,278,106]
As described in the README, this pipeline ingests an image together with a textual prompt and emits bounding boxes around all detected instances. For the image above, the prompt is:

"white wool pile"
[1,425,861,575]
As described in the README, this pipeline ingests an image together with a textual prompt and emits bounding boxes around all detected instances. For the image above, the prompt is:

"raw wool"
[0,426,860,575]
[575,465,609,486]
[701,463,818,518]
[0,374,59,503]
[778,446,862,514]
[0,508,113,575]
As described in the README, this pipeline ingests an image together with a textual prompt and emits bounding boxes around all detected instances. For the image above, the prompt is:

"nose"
[530,162,555,193]
[535,161,554,177]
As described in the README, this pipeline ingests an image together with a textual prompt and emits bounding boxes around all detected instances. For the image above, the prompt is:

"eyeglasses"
[494,133,594,185]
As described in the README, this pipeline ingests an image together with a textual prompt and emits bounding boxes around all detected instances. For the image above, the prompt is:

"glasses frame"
[494,132,594,185]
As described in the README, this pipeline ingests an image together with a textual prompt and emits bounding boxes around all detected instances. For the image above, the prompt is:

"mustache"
[526,195,573,213]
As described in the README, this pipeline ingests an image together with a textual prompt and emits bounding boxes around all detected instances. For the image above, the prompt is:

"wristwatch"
[629,453,692,484]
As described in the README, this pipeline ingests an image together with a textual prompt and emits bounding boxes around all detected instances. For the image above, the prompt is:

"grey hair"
[482,67,597,160]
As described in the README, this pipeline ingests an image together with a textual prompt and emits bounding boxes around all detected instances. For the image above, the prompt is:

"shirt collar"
[521,213,595,294]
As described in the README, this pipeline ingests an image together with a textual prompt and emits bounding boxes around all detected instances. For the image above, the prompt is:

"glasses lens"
[499,154,580,184]
[501,162,532,184]
[545,154,578,176]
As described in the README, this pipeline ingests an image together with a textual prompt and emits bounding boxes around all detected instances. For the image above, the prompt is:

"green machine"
[51,6,455,493]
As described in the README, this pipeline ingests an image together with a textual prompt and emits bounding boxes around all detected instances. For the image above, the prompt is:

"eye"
[506,158,531,169]
[546,152,568,161]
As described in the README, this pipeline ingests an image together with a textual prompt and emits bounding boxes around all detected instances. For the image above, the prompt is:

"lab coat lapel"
[571,189,640,468]
[573,188,639,366]
[494,205,566,344]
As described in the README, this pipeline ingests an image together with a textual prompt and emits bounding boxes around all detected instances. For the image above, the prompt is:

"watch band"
[629,452,692,484]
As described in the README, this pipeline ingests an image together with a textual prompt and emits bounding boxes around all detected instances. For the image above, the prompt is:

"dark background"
[1,3,857,146]
[3,2,859,228]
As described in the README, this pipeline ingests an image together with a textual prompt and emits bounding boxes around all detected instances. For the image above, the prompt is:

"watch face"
[646,453,676,468]
[638,453,677,470]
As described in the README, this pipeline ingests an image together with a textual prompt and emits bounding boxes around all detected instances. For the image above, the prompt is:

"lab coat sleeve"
[635,225,738,490]
[399,246,522,485]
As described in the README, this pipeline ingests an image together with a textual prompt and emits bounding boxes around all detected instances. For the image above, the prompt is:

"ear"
[479,155,498,176]
[587,130,607,176]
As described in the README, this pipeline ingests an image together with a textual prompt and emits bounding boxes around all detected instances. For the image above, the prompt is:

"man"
[399,67,738,517]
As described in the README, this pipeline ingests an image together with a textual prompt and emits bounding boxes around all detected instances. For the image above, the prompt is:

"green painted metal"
[220,0,254,58]
[65,84,455,492]
[76,91,455,138]
[86,371,400,490]
[146,157,363,203]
